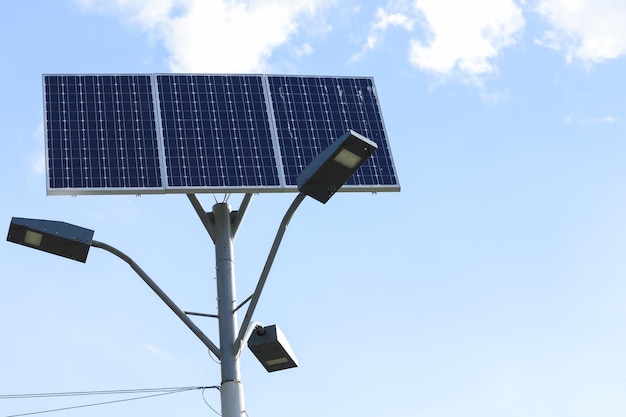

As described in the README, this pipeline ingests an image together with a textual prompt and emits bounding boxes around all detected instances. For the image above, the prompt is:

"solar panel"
[44,74,400,195]
[266,75,398,190]
[156,74,280,190]
[44,74,163,194]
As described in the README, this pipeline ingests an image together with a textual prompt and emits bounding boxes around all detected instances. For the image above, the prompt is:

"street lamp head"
[248,325,298,372]
[7,217,94,263]
[297,130,378,203]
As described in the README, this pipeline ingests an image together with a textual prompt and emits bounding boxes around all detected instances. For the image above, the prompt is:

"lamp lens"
[24,230,43,247]
[333,148,362,169]
[265,357,290,366]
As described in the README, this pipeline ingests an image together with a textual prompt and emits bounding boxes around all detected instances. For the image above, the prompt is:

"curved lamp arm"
[233,192,306,357]
[91,239,221,359]
[235,321,264,360]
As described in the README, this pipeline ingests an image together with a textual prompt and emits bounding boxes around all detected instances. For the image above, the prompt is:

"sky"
[2,0,626,416]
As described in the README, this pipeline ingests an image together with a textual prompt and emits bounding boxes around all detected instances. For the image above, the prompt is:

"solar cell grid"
[44,74,162,193]
[266,75,398,188]
[44,73,399,195]
[156,74,280,189]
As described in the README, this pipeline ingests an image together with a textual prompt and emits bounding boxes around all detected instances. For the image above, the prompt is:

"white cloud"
[294,43,315,57]
[535,0,626,64]
[410,0,524,78]
[352,6,415,61]
[374,9,414,31]
[76,0,335,73]
[565,115,619,126]
[354,0,524,80]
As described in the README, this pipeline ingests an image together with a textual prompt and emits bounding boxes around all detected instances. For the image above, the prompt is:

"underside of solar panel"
[43,74,400,195]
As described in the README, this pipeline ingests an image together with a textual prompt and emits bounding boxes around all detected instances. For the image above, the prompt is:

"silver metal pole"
[213,203,245,417]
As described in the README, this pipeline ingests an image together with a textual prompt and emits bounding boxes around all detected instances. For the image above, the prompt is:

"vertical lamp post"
[6,130,377,417]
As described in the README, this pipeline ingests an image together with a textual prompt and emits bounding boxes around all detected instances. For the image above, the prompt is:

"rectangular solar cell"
[44,73,399,196]
[156,74,281,191]
[44,74,163,195]
[266,75,399,191]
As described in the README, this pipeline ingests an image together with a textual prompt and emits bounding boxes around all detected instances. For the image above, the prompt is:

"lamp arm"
[91,239,222,359]
[235,321,264,359]
[233,192,306,357]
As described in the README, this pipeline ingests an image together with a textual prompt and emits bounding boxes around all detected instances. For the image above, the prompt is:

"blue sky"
[2,0,626,416]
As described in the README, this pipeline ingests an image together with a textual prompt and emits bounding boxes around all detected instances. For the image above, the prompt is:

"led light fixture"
[7,217,94,262]
[297,130,378,203]
[248,325,298,372]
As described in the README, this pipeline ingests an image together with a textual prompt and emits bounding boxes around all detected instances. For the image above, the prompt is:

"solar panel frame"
[155,74,283,193]
[43,73,400,196]
[44,74,165,195]
[265,74,400,192]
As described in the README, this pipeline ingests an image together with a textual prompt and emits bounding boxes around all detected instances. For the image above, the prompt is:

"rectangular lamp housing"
[248,325,298,372]
[7,217,94,263]
[297,130,378,203]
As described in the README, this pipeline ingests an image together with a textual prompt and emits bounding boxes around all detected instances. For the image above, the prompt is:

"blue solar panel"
[44,74,162,194]
[156,74,280,189]
[44,74,399,195]
[267,75,398,190]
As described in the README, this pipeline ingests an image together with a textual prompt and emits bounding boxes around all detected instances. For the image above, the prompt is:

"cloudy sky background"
[2,0,626,416]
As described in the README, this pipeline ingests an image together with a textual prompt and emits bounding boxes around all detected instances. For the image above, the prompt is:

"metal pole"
[213,203,245,417]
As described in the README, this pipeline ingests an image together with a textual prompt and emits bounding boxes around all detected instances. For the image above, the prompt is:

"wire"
[6,391,182,417]
[201,387,221,416]
[208,349,221,364]
[1,386,219,417]
[0,386,201,400]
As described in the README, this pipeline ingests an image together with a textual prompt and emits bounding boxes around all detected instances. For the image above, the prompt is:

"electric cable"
[201,387,221,416]
[0,386,200,399]
[208,349,221,364]
[1,386,219,417]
